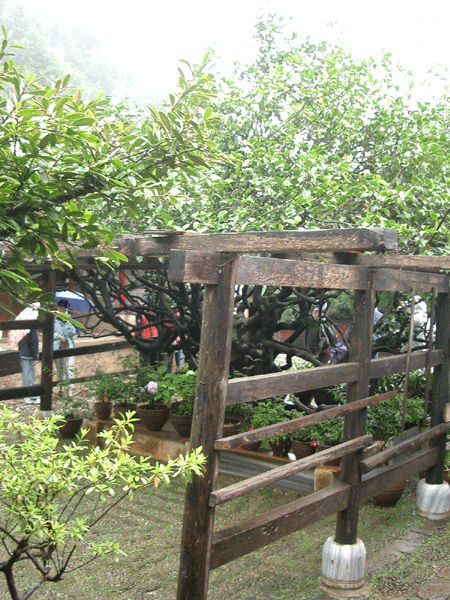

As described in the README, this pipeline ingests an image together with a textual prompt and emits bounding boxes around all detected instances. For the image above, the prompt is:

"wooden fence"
[168,241,450,600]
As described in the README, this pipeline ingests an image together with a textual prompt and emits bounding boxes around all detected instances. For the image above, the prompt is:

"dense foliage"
[0,407,205,600]
[0,27,220,308]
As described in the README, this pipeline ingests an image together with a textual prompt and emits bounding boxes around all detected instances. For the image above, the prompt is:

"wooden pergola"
[2,227,450,599]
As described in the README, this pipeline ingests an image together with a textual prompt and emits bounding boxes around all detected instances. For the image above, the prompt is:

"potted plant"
[366,393,423,506]
[167,368,197,438]
[57,395,91,439]
[130,363,177,432]
[92,370,136,419]
[250,398,300,458]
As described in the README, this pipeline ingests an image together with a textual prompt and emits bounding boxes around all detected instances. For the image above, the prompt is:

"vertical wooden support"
[426,290,450,484]
[40,269,55,412]
[176,254,237,600]
[335,273,375,545]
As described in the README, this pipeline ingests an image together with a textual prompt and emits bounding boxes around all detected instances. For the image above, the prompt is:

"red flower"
[103,396,109,404]
[312,440,318,447]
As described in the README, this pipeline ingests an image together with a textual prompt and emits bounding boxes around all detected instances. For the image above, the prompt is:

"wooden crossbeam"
[225,351,445,406]
[210,436,371,507]
[360,422,450,474]
[211,483,351,569]
[217,390,397,450]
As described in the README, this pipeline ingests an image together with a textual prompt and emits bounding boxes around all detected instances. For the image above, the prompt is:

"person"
[18,329,40,404]
[304,300,339,364]
[53,299,78,397]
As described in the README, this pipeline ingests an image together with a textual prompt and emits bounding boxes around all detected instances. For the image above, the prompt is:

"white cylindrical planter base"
[321,536,366,591]
[416,478,450,520]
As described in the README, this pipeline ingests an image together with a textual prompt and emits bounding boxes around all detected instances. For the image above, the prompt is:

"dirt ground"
[2,341,450,600]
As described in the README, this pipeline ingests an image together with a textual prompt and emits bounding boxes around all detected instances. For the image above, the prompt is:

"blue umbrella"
[54,290,94,312]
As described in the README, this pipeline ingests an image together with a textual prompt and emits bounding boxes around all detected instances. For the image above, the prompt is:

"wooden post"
[40,269,55,411]
[426,290,450,484]
[335,273,375,545]
[176,253,237,600]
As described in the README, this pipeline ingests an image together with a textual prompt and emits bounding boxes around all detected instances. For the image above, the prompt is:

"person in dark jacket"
[18,329,39,404]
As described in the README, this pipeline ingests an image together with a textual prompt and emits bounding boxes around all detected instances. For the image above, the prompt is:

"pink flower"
[145,381,158,394]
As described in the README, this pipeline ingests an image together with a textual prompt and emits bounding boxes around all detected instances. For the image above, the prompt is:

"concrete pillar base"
[321,536,366,592]
[416,478,450,520]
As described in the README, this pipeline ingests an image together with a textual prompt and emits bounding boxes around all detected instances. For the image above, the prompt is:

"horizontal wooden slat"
[226,362,359,405]
[0,319,42,330]
[360,447,438,501]
[218,390,396,450]
[118,228,398,257]
[225,351,445,406]
[236,256,369,289]
[210,436,371,507]
[369,350,445,379]
[211,482,350,568]
[296,252,450,274]
[360,422,450,474]
[373,268,449,293]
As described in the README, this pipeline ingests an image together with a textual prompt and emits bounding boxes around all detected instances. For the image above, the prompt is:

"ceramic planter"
[269,438,291,458]
[137,403,170,432]
[222,419,242,438]
[94,402,112,420]
[169,402,192,438]
[291,439,316,460]
[373,481,407,507]
[57,417,83,439]
[113,402,137,420]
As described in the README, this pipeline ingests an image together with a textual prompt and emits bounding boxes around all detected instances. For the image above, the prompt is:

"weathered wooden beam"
[360,422,450,474]
[225,351,445,407]
[176,254,238,600]
[169,250,448,292]
[360,447,438,501]
[226,362,360,405]
[210,436,371,507]
[210,483,351,569]
[217,390,396,450]
[296,251,450,273]
[116,228,398,256]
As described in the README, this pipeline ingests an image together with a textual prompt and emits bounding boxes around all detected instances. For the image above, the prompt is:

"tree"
[173,16,450,254]
[0,407,205,600]
[0,27,221,308]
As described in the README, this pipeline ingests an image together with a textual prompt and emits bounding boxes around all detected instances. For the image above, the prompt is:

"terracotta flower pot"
[373,481,407,508]
[57,417,83,439]
[137,403,170,432]
[291,439,316,460]
[113,403,137,420]
[94,402,112,420]
[169,402,192,438]
[269,438,291,458]
[222,419,242,438]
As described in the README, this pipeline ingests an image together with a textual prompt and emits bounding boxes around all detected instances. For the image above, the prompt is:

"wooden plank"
[360,422,450,474]
[0,319,42,330]
[369,350,445,378]
[210,436,371,507]
[360,447,438,501]
[94,228,400,258]
[226,362,359,405]
[297,252,450,274]
[210,483,350,569]
[373,268,449,293]
[168,250,222,284]
[236,256,369,289]
[217,391,396,450]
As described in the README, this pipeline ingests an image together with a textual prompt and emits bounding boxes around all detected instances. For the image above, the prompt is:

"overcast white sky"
[14,0,450,98]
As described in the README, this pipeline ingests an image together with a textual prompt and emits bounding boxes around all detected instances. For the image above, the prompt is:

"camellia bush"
[0,407,205,600]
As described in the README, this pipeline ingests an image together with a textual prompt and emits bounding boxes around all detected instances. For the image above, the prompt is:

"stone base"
[416,479,450,520]
[85,418,190,462]
[321,536,366,591]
